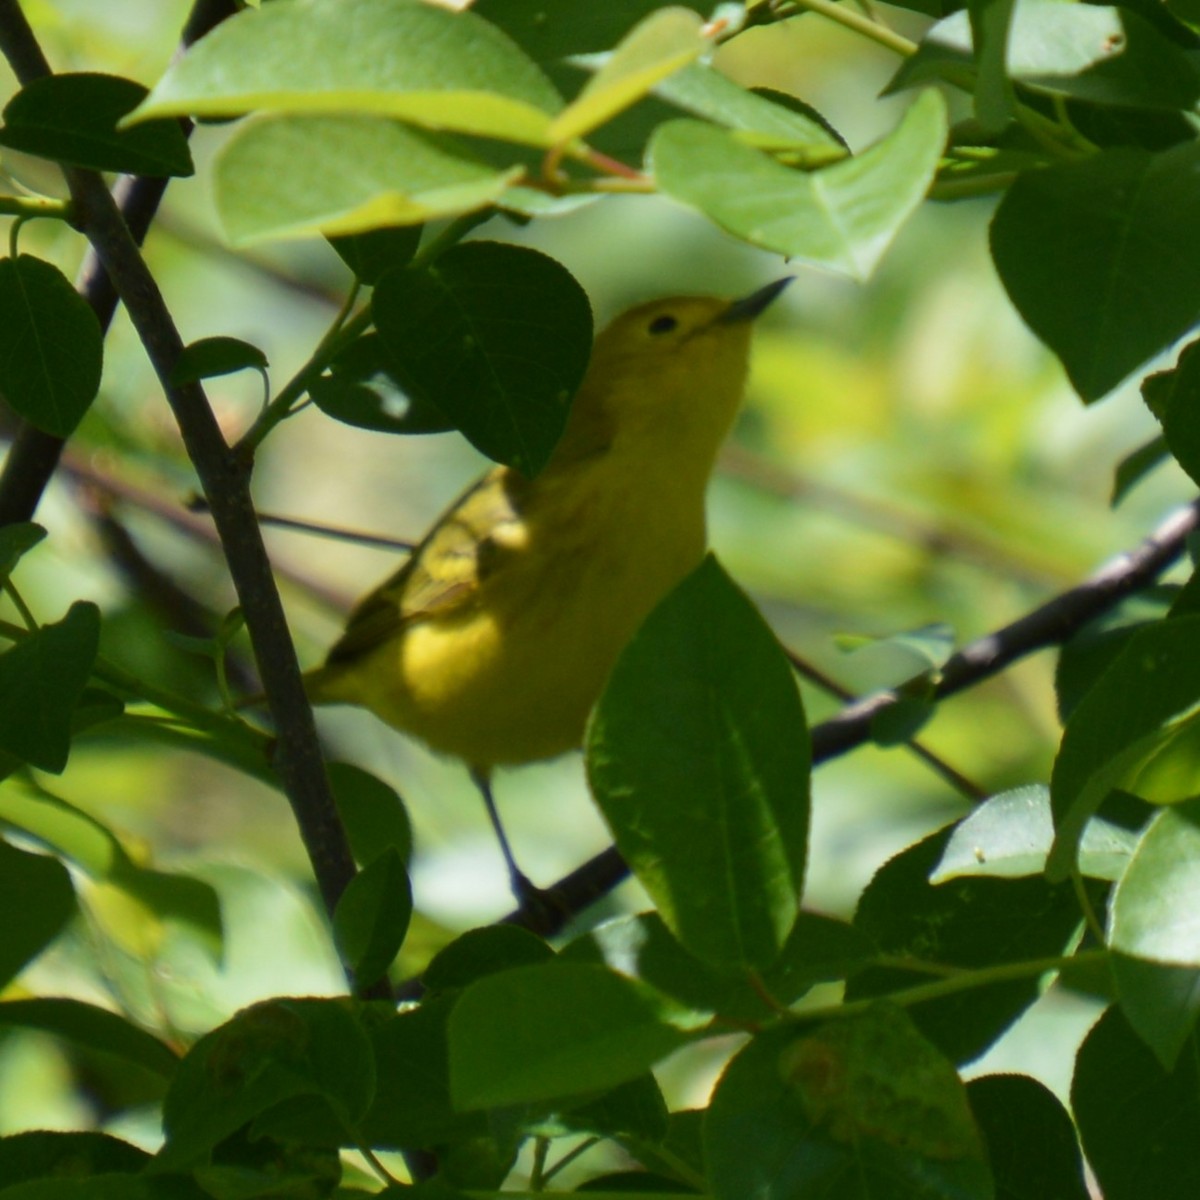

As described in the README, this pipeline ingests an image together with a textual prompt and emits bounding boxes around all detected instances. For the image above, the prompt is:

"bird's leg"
[469,767,542,905]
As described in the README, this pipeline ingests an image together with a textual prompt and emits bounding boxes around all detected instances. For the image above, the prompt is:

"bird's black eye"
[648,314,678,335]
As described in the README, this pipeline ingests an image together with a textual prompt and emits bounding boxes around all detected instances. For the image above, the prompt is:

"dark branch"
[0,2,374,991]
[0,0,238,525]
[503,496,1200,936]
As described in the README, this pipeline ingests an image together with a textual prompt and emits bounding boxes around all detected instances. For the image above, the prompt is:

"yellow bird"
[307,277,791,897]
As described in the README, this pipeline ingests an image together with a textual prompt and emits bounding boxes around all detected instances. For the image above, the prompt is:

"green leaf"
[159,998,375,1170]
[0,838,75,988]
[329,225,422,285]
[424,925,554,992]
[650,90,946,281]
[654,69,846,151]
[1148,338,1200,487]
[548,8,709,144]
[587,556,809,970]
[849,828,1087,1063]
[967,1075,1089,1200]
[0,72,192,176]
[170,336,268,385]
[1073,1005,1200,1200]
[1055,587,1175,722]
[564,910,872,1022]
[705,1013,991,1200]
[932,784,1136,883]
[333,847,412,987]
[133,0,563,146]
[362,996,486,1149]
[1111,435,1169,505]
[0,256,103,438]
[1047,615,1200,880]
[326,762,412,867]
[0,998,177,1080]
[310,334,454,436]
[991,143,1200,402]
[0,523,45,585]
[0,1132,149,1189]
[1111,952,1200,1070]
[890,2,1200,112]
[473,0,708,63]
[215,114,520,244]
[1109,797,1200,966]
[553,1074,669,1144]
[0,602,100,772]
[448,962,695,1109]
[372,242,593,475]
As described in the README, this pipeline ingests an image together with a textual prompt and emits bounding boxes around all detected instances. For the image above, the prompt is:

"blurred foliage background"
[1,0,1188,1136]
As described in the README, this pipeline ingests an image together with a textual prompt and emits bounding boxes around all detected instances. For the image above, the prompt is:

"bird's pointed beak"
[719,276,794,324]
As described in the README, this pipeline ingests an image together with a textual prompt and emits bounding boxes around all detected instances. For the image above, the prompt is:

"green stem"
[783,0,917,57]
[929,170,1021,201]
[797,949,1108,1024]
[541,1138,601,1186]
[0,193,72,221]
[235,281,367,459]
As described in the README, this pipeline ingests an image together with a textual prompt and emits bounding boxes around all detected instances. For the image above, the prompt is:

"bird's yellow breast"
[321,451,707,768]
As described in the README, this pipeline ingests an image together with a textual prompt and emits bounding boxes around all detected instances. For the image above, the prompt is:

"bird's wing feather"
[324,468,526,666]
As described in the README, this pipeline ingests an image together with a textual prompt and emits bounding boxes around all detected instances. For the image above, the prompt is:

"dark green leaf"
[329,225,422,285]
[891,2,1200,111]
[849,828,1087,1063]
[362,996,486,1149]
[327,762,412,867]
[333,847,412,987]
[564,910,872,1022]
[1149,339,1200,487]
[158,998,374,1169]
[473,0,708,63]
[1073,1005,1200,1200]
[0,602,100,772]
[1055,587,1175,722]
[587,556,809,970]
[558,1073,669,1143]
[372,242,592,474]
[0,73,192,176]
[0,256,103,438]
[1112,435,1169,505]
[170,336,267,385]
[448,962,693,1109]
[134,0,564,145]
[1048,615,1200,880]
[0,1132,148,1189]
[310,334,454,436]
[0,998,177,1079]
[651,91,946,281]
[990,143,1200,401]
[1112,951,1200,1069]
[576,1172,694,1193]
[423,924,553,992]
[0,523,45,585]
[705,1013,991,1200]
[967,1075,1088,1200]
[0,1173,204,1200]
[0,838,75,988]
[215,114,520,243]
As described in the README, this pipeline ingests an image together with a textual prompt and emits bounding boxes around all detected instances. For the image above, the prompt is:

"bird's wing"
[324,468,526,666]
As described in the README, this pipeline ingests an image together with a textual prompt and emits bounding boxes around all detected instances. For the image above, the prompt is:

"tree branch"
[505,496,1200,936]
[0,0,239,525]
[0,1,373,991]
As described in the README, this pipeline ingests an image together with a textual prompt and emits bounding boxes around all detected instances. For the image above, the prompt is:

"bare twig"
[503,497,1200,935]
